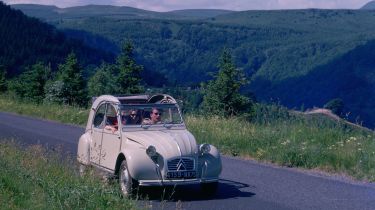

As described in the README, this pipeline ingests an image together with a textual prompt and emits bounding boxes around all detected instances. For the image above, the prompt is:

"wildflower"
[281,139,290,146]
[358,148,362,151]
[256,148,265,158]
[337,141,344,147]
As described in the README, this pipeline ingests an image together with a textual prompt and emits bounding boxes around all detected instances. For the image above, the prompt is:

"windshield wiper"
[163,120,173,128]
[141,124,151,129]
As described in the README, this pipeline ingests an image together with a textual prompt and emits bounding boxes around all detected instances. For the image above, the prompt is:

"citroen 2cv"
[77,94,222,196]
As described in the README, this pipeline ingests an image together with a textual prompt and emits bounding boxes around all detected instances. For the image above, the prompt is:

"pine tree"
[88,63,117,96]
[202,49,252,117]
[57,52,87,106]
[116,41,144,94]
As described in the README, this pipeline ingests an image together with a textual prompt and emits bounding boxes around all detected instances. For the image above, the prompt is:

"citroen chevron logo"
[176,159,186,171]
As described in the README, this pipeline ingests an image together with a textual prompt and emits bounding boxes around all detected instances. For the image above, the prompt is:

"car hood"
[123,130,198,157]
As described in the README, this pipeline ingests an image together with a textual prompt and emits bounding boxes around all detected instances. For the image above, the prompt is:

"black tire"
[119,160,138,197]
[201,182,218,196]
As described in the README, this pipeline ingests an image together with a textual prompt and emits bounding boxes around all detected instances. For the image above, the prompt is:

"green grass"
[0,94,88,126]
[1,94,374,182]
[186,113,375,181]
[0,140,136,209]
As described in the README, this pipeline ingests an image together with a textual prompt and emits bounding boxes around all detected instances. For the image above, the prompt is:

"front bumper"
[138,178,218,186]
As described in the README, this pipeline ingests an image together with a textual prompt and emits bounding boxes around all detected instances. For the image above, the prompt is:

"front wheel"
[119,160,138,197]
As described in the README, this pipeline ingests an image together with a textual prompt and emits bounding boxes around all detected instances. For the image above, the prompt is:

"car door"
[90,103,106,165]
[100,103,121,170]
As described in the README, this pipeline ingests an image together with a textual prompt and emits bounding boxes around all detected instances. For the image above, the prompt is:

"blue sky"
[3,0,371,11]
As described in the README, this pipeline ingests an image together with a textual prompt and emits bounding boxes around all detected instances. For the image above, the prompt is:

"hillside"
[10,4,206,22]
[0,2,114,77]
[252,40,375,128]
[10,4,375,128]
[361,1,375,9]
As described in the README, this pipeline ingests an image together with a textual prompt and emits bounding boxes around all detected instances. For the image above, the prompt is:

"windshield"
[119,104,183,127]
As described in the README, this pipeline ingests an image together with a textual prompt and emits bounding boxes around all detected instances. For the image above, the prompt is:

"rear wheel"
[119,160,138,197]
[79,164,86,177]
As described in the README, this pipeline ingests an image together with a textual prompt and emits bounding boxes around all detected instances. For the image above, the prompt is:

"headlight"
[146,145,157,157]
[199,144,211,154]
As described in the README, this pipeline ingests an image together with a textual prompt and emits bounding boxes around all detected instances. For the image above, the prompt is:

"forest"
[4,3,375,128]
[0,2,114,77]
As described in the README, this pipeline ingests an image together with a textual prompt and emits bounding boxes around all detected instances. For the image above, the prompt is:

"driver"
[150,108,162,124]
[143,108,162,124]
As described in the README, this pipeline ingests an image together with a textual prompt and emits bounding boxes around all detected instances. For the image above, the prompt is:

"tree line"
[0,43,254,118]
[0,41,142,106]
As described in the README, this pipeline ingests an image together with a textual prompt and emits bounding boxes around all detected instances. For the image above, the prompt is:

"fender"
[198,145,222,179]
[77,132,91,165]
[120,140,160,181]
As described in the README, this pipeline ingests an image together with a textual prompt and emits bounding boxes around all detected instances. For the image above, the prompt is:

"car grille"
[167,158,195,171]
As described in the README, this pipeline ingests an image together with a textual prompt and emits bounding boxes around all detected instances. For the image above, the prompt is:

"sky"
[2,0,372,11]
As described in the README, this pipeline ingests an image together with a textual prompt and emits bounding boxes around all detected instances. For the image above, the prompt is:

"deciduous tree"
[8,62,50,102]
[324,98,344,116]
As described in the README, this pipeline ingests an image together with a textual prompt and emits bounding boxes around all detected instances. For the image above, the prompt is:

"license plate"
[167,171,196,179]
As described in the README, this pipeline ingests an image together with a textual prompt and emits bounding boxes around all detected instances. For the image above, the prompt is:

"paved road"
[1,111,374,210]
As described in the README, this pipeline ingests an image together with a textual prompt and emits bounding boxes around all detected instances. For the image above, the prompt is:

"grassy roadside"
[186,115,375,181]
[0,140,136,209]
[0,94,374,182]
[0,94,88,125]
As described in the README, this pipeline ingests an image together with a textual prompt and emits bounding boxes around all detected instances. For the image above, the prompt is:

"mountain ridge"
[10,4,231,20]
[361,1,375,9]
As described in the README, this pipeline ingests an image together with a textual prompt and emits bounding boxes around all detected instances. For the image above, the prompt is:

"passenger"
[121,110,128,125]
[126,109,140,125]
[105,116,118,132]
[143,108,162,124]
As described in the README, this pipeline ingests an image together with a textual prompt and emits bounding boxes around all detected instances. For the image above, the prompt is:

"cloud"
[2,0,370,11]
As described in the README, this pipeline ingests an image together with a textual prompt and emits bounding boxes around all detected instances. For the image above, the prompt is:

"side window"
[93,104,106,128]
[105,104,118,127]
